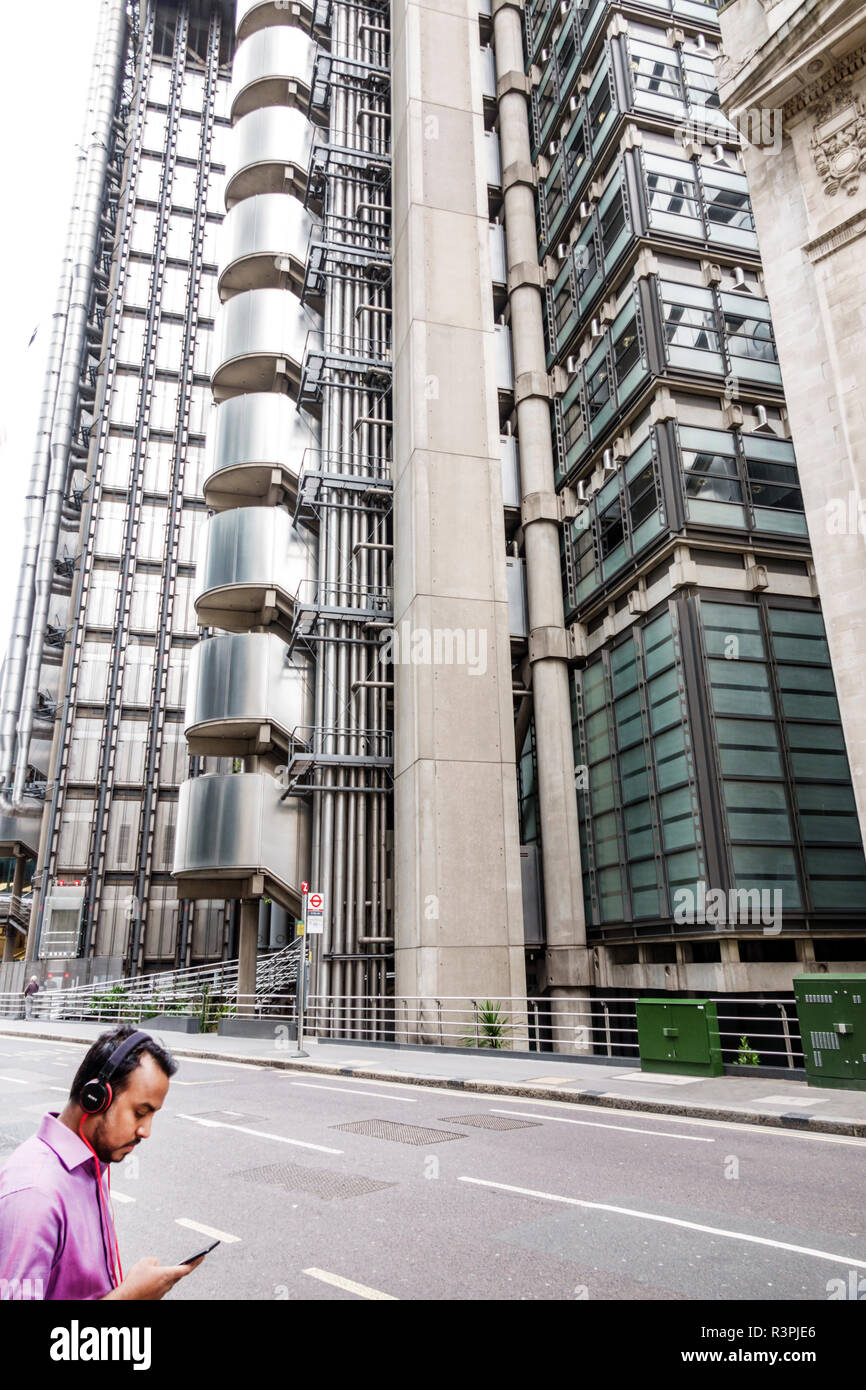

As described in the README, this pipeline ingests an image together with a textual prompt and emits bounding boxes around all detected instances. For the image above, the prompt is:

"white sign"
[306,891,325,935]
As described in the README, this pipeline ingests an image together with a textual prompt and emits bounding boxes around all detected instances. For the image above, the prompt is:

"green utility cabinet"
[636,998,724,1076]
[793,974,866,1091]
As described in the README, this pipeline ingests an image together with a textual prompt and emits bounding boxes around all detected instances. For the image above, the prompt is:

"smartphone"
[181,1239,220,1265]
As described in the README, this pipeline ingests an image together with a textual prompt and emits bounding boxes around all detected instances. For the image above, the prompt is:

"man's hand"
[103,1255,205,1301]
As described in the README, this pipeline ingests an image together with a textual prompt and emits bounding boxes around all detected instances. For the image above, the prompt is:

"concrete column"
[391,0,527,1002]
[237,899,259,1016]
[492,0,591,993]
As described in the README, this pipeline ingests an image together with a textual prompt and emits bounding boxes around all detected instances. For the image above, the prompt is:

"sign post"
[292,886,310,1058]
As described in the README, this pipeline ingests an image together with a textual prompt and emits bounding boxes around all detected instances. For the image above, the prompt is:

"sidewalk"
[2,1018,865,1137]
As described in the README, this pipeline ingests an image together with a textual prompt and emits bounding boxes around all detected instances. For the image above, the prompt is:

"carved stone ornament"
[810,83,866,196]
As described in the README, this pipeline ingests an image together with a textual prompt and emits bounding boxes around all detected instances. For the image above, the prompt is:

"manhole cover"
[331,1119,467,1146]
[437,1113,541,1131]
[234,1162,396,1201]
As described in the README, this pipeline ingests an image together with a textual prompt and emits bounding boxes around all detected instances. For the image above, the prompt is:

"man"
[23,976,39,1020]
[0,1024,205,1299]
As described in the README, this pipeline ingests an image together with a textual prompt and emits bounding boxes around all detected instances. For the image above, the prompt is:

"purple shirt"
[0,1113,117,1300]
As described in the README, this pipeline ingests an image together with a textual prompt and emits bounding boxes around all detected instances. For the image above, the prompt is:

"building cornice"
[803,204,866,262]
[717,0,866,118]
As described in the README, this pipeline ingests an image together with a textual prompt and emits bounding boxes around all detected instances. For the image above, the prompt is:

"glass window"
[588,77,611,135]
[565,118,589,188]
[683,446,741,504]
[645,155,700,227]
[598,497,624,560]
[585,356,611,422]
[612,316,640,387]
[600,189,627,256]
[663,298,719,353]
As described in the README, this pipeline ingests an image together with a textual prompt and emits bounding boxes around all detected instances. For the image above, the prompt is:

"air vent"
[590,318,602,340]
[602,447,616,479]
[712,144,729,166]
[579,199,591,220]
[549,139,560,156]
[576,479,589,502]
[753,404,776,434]
[569,94,579,113]
[566,354,579,373]
[731,265,750,291]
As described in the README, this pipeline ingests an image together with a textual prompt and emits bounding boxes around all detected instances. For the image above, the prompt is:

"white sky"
[0,1,101,660]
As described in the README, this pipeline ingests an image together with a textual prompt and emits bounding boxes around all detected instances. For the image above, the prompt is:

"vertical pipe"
[492,2,588,978]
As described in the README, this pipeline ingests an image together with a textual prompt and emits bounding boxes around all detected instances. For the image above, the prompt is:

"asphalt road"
[1,1035,864,1301]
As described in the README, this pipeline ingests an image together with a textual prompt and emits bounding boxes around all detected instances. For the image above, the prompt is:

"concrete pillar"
[391,0,527,1003]
[237,899,259,1016]
[492,0,591,993]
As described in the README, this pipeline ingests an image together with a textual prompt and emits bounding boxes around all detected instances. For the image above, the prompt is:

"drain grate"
[234,1162,396,1202]
[331,1119,467,1146]
[437,1113,541,1131]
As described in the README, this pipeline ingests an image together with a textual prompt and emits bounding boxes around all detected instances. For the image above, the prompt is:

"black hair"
[69,1023,178,1104]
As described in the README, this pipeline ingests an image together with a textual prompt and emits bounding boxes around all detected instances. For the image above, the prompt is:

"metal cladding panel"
[489,221,507,286]
[230,26,317,116]
[500,434,521,508]
[225,107,314,202]
[205,391,319,480]
[484,129,502,187]
[480,46,496,101]
[213,287,320,378]
[219,193,314,282]
[505,557,528,639]
[196,504,315,600]
[495,324,514,392]
[174,772,309,900]
[186,631,312,732]
[236,0,313,40]
[0,811,41,857]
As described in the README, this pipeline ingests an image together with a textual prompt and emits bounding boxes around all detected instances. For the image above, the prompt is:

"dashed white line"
[175,1217,241,1244]
[0,1075,28,1085]
[110,1191,136,1204]
[175,1112,343,1154]
[290,1082,417,1103]
[458,1176,866,1270]
[303,1268,396,1300]
[489,1108,715,1143]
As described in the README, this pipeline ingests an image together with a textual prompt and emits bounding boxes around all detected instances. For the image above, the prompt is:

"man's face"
[85,1053,171,1163]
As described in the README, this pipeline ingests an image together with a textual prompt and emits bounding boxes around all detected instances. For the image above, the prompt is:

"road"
[1,1035,864,1300]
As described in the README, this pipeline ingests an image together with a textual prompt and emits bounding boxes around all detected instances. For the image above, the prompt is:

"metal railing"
[303,994,804,1068]
[0,940,303,1024]
[0,979,804,1069]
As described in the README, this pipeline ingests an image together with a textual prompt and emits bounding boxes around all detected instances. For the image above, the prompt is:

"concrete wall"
[391,0,527,999]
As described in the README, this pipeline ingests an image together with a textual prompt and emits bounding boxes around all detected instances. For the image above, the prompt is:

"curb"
[3,1024,864,1138]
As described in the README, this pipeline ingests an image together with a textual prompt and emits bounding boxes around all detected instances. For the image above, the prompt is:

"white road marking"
[751,1095,828,1107]
[0,1075,28,1085]
[458,1176,866,1270]
[491,1095,866,1148]
[175,1217,241,1244]
[46,1086,69,1093]
[291,1081,417,1103]
[303,1268,396,1300]
[175,1112,343,1154]
[110,1190,136,1204]
[175,1058,264,1071]
[489,1108,715,1143]
[170,1079,230,1087]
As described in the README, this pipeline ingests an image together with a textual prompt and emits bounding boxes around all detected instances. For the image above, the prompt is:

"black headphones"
[80,1031,153,1115]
